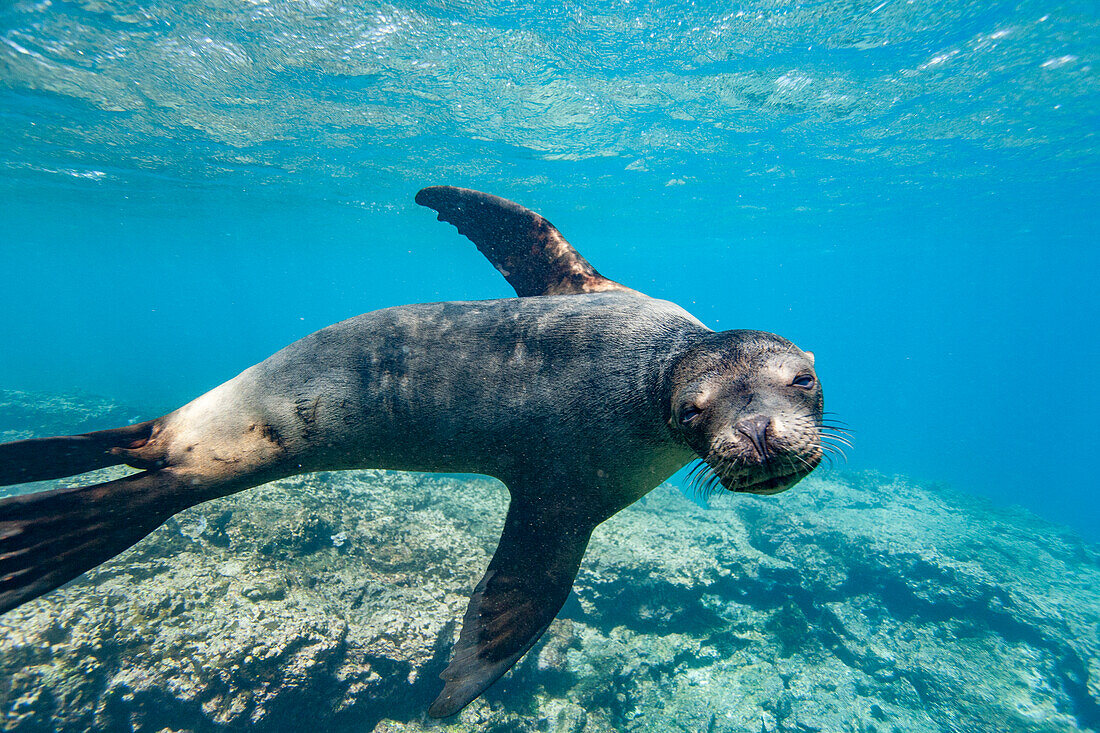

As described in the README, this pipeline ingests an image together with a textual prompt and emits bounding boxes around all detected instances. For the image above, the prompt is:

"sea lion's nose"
[735,415,771,461]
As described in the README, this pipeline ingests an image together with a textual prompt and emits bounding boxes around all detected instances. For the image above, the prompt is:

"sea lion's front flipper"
[428,499,595,717]
[415,185,635,297]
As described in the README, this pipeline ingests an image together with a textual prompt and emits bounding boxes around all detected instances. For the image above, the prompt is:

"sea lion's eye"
[680,406,702,424]
[792,374,815,389]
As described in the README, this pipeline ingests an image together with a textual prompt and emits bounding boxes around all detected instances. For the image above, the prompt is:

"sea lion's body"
[163,293,702,515]
[0,187,831,718]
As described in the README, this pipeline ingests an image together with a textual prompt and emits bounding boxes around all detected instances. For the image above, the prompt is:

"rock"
[1,392,1097,732]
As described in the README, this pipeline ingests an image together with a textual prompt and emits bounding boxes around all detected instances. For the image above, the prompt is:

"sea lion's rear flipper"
[0,420,157,486]
[415,186,635,297]
[428,500,595,717]
[0,471,188,614]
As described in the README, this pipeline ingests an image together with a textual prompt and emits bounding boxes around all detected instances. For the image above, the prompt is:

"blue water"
[0,0,1097,539]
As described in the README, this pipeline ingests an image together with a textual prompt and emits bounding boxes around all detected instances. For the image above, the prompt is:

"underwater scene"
[1,0,1098,731]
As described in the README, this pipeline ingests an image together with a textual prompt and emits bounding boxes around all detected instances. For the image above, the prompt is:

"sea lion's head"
[668,330,828,495]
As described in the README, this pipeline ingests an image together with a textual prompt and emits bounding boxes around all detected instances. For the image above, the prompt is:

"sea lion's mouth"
[716,457,819,495]
[724,470,802,495]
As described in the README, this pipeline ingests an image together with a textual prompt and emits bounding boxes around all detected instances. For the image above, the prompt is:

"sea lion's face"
[669,331,824,495]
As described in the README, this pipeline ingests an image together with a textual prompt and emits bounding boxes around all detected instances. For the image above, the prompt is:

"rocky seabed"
[1,391,1097,732]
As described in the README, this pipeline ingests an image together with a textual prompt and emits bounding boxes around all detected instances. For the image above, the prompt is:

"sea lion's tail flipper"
[0,471,186,615]
[415,186,635,298]
[0,420,157,486]
[428,500,594,718]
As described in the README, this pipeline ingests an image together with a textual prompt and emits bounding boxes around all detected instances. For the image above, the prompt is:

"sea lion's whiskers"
[684,459,707,483]
[820,413,853,437]
[821,433,853,450]
[690,456,714,477]
[686,448,737,498]
[820,426,852,441]
[688,462,721,496]
[821,417,851,426]
[684,459,711,486]
[685,466,722,500]
[789,453,818,473]
[820,417,854,442]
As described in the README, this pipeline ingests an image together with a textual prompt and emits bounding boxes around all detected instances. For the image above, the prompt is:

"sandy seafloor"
[1,389,1097,733]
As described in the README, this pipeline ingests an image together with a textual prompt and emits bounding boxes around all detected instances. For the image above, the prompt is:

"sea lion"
[0,187,827,717]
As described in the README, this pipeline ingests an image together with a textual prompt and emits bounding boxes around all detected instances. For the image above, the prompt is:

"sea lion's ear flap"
[428,500,594,717]
[415,186,634,298]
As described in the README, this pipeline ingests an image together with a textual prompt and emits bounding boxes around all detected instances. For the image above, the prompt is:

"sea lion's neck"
[649,326,717,447]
